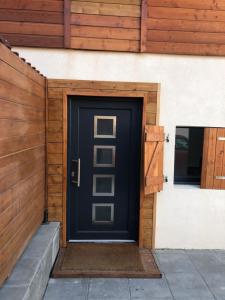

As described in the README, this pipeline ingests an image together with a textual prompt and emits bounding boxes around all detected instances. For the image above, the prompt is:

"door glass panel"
[93,175,115,196]
[94,145,115,167]
[94,116,116,138]
[92,203,114,223]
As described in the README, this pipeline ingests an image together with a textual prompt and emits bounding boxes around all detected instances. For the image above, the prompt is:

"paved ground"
[43,250,225,300]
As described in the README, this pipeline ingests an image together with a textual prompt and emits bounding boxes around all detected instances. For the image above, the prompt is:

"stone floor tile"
[166,272,214,300]
[214,251,225,265]
[155,252,196,274]
[200,270,225,300]
[201,269,225,287]
[129,278,172,299]
[209,287,225,300]
[186,250,222,273]
[88,278,130,299]
[43,278,88,300]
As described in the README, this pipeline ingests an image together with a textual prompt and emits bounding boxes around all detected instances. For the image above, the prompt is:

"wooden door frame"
[62,89,148,247]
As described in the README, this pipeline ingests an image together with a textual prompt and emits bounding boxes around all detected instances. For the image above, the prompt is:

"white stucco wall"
[15,47,225,249]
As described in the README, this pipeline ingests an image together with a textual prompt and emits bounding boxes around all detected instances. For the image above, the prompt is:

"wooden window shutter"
[201,128,225,189]
[144,125,165,194]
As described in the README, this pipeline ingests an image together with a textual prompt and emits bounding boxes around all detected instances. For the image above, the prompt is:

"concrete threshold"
[0,222,60,300]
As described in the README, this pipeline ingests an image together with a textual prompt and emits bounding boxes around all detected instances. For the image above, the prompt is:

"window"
[174,127,204,185]
[174,127,225,189]
[92,203,114,224]
[94,116,116,138]
[93,175,115,196]
[93,145,115,167]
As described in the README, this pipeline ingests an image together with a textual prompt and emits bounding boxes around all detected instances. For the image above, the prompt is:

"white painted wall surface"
[15,48,225,249]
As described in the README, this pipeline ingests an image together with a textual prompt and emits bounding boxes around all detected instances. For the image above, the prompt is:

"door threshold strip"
[69,240,136,243]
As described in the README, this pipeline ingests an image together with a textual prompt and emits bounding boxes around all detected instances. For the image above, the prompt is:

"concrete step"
[0,222,60,300]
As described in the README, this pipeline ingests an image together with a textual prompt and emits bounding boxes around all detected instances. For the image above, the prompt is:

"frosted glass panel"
[93,175,115,196]
[92,204,114,223]
[94,116,116,138]
[94,146,115,167]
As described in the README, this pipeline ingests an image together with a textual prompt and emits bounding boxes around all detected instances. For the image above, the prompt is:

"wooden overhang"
[1,0,225,56]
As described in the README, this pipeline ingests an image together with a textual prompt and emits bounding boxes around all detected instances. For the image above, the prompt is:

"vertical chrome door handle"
[77,158,80,187]
[71,158,80,187]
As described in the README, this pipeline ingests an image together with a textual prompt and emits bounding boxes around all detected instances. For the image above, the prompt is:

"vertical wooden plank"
[151,128,159,192]
[156,84,161,125]
[62,90,68,247]
[206,128,217,188]
[158,126,164,191]
[201,128,209,188]
[151,88,160,248]
[139,93,147,248]
[64,0,71,48]
[221,129,225,190]
[45,78,48,219]
[151,193,157,249]
[144,126,164,194]
[140,0,148,52]
[201,128,217,189]
[214,128,225,189]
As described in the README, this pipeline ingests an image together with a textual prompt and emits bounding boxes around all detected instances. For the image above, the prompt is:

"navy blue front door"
[67,96,142,241]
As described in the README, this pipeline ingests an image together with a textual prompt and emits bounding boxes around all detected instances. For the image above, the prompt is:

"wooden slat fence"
[0,41,46,286]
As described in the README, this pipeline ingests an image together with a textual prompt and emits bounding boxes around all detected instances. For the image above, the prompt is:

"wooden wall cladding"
[0,42,46,285]
[2,0,225,55]
[47,79,159,248]
[70,0,141,51]
[142,0,225,55]
[0,0,64,48]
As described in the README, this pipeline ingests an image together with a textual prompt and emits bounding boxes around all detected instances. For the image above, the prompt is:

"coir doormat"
[52,243,161,278]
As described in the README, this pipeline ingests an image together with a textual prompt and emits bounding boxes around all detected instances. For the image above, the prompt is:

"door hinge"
[164,176,168,183]
[165,134,169,143]
[215,176,225,180]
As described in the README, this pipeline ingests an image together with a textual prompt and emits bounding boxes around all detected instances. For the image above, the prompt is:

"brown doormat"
[52,243,161,278]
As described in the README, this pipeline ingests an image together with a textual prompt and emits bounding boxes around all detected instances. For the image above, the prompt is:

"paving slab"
[199,269,225,300]
[88,278,130,299]
[129,277,172,299]
[186,250,223,273]
[214,251,225,265]
[165,272,214,300]
[155,251,196,274]
[44,279,88,300]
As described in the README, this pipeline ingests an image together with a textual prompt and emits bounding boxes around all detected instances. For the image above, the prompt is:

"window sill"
[174,184,200,190]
